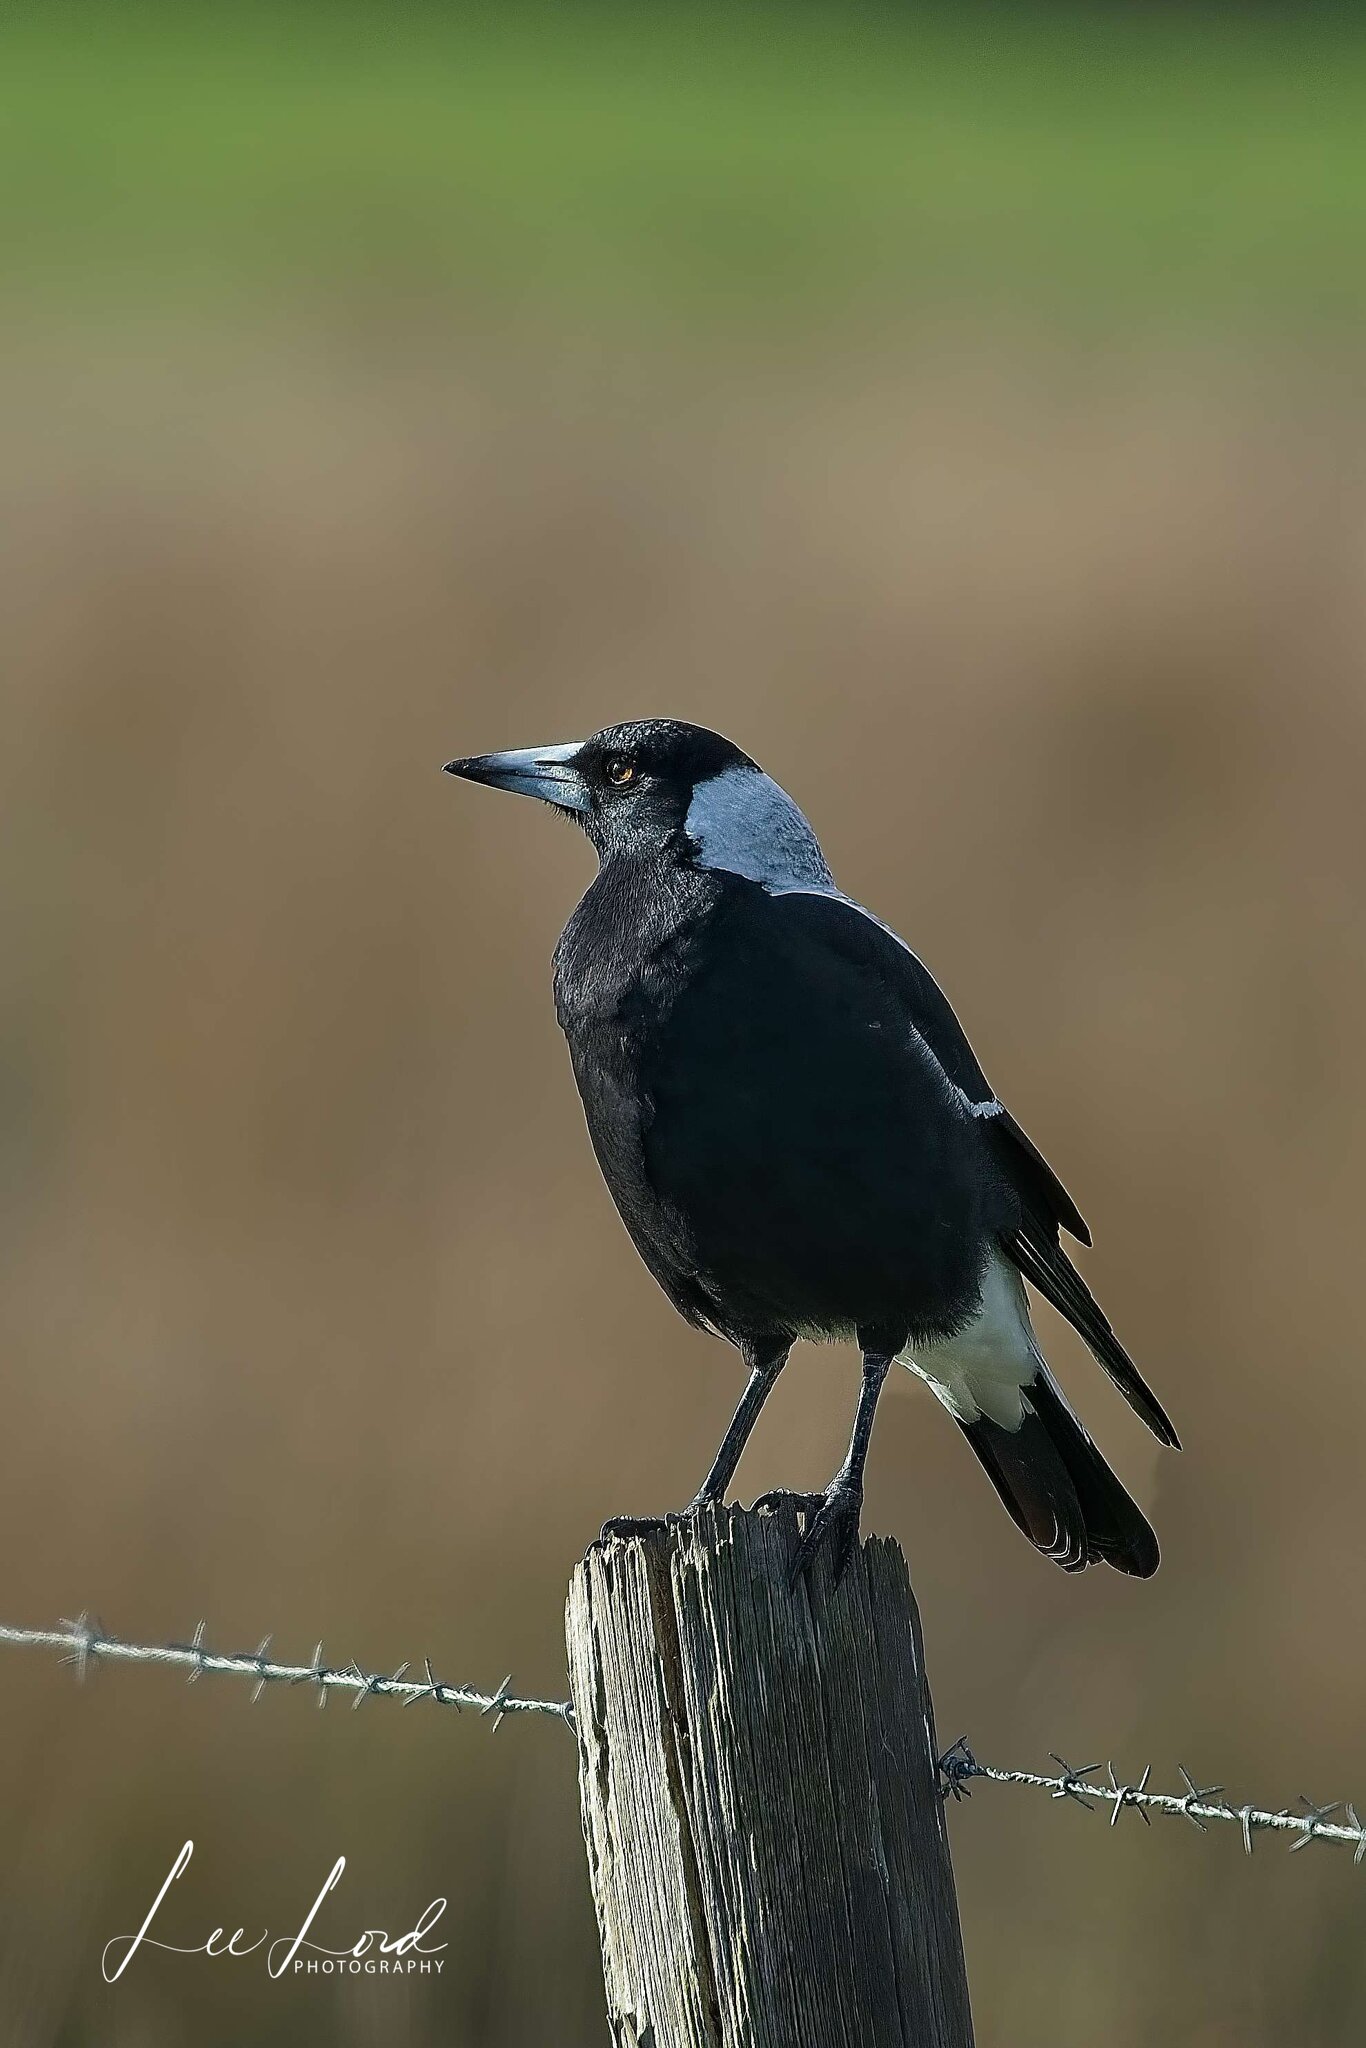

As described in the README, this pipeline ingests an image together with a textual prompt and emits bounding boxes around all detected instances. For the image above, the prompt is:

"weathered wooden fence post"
[565,1501,974,2048]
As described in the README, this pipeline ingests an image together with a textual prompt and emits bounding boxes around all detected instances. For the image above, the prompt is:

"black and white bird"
[445,719,1178,1583]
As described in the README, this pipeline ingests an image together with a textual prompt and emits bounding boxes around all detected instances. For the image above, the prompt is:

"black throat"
[552,849,721,1041]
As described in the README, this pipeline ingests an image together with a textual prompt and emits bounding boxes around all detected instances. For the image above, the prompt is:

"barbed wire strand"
[0,1616,575,1731]
[3,1618,1361,1864]
[937,1737,1366,1863]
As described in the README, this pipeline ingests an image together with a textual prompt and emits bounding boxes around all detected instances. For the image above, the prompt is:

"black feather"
[1005,1227,1180,1449]
[959,1408,1089,1571]
[960,1369,1160,1578]
[990,1106,1091,1246]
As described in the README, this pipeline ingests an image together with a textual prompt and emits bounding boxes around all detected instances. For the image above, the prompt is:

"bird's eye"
[604,756,637,787]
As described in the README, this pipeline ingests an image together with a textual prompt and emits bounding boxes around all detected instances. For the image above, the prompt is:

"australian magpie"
[445,719,1178,1583]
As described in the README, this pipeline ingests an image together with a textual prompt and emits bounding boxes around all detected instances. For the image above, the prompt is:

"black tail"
[958,1368,1160,1577]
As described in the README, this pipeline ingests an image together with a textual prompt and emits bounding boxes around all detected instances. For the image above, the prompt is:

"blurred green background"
[2,6,1365,2044]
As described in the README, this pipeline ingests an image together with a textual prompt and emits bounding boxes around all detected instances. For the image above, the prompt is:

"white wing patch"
[899,1250,1038,1430]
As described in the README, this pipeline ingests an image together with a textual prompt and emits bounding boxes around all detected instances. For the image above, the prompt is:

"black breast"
[553,856,726,1330]
[555,862,1000,1352]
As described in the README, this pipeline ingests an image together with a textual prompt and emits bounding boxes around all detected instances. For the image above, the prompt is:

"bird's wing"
[770,888,1178,1448]
[770,888,1001,1114]
[774,884,1081,1228]
[772,888,1084,1224]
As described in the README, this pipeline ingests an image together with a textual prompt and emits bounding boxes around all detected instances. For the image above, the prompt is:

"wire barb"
[0,1617,574,1726]
[1106,1762,1153,1828]
[1048,1753,1100,1810]
[1174,1765,1222,1832]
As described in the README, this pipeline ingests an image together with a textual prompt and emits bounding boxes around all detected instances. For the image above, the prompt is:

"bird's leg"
[790,1348,893,1589]
[599,1341,789,1544]
[686,1341,791,1509]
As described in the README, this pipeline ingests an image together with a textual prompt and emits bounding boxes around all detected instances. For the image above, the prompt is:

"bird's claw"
[753,1488,826,1518]
[787,1479,863,1591]
[598,1485,865,1591]
[598,1496,744,1546]
[597,1513,672,1543]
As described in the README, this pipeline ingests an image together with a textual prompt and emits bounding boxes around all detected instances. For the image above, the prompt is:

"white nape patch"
[899,1251,1038,1430]
[686,766,835,893]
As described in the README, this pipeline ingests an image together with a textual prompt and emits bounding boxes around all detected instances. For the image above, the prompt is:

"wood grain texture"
[566,1502,974,2048]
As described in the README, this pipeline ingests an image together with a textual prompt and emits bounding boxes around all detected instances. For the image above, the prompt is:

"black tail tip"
[1097,1520,1160,1579]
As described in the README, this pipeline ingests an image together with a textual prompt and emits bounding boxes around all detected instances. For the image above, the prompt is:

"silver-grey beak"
[442,742,589,813]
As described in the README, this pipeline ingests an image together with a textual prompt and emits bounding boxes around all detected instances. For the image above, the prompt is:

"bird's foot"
[598,1498,733,1545]
[597,1513,672,1543]
[753,1488,826,1519]
[787,1478,864,1591]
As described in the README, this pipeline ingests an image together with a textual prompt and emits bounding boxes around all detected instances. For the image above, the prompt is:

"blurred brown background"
[1,10,1365,2045]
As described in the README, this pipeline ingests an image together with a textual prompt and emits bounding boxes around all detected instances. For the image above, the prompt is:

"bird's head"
[444,718,833,889]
